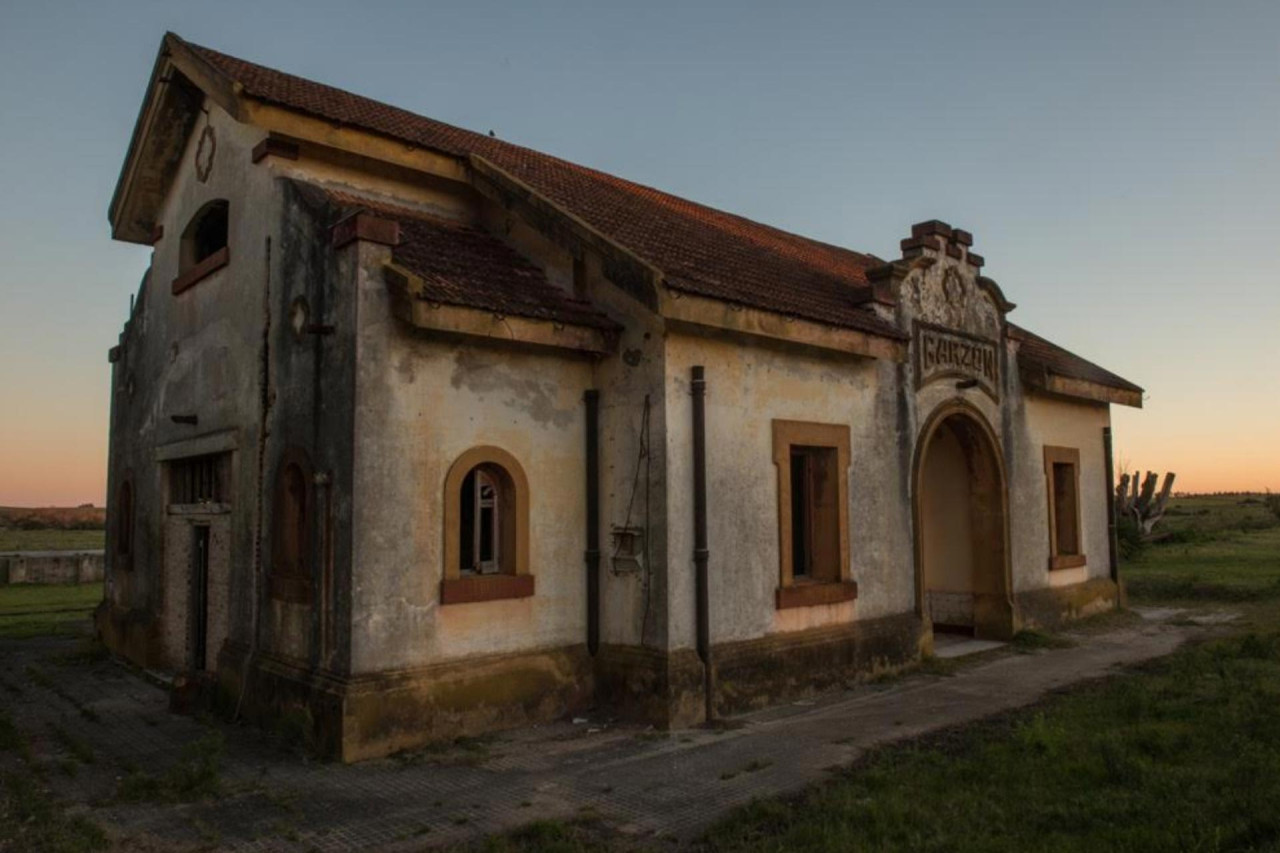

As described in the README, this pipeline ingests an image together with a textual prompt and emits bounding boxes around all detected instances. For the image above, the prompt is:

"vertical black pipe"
[691,366,713,722]
[585,390,601,656]
[1103,426,1119,583]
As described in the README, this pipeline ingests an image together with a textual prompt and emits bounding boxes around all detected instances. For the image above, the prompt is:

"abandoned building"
[100,33,1144,761]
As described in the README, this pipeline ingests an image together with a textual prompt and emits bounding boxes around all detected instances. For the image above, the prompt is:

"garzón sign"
[915,322,1000,400]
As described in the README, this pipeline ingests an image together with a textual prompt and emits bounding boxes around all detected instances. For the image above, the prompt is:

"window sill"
[1049,554,1087,571]
[776,579,858,610]
[172,246,230,295]
[441,573,534,605]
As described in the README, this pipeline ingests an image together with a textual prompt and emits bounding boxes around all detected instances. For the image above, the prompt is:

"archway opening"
[916,410,1014,640]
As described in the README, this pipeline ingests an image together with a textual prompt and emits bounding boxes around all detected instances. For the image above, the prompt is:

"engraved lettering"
[914,324,1000,400]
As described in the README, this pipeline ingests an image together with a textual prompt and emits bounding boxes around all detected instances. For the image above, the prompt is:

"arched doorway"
[913,403,1015,641]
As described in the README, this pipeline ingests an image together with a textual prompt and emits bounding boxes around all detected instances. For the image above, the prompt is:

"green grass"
[0,711,106,851]
[0,529,104,552]
[1123,526,1280,603]
[688,497,1280,852]
[0,771,108,852]
[0,582,103,614]
[115,730,225,804]
[459,819,618,852]
[1155,494,1279,540]
[700,631,1280,852]
[0,582,101,639]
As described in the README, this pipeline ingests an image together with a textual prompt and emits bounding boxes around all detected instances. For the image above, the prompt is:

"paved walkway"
[0,614,1208,851]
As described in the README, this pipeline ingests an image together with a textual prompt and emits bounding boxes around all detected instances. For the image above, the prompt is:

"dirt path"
[0,613,1207,851]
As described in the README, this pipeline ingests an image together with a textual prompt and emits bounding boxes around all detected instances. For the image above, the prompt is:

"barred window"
[169,454,226,504]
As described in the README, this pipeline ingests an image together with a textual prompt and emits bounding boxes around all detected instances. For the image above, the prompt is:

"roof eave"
[108,33,245,245]
[1021,366,1143,408]
[661,287,906,362]
[384,262,618,355]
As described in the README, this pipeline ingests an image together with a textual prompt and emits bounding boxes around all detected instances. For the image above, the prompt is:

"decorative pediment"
[866,221,1017,399]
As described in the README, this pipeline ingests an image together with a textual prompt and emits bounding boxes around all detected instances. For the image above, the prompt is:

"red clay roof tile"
[1008,323,1143,395]
[323,191,618,331]
[180,36,904,341]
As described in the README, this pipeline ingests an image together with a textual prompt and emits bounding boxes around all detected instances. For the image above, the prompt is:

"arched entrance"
[913,403,1015,641]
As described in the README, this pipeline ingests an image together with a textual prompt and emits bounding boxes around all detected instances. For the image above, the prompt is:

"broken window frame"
[442,447,533,605]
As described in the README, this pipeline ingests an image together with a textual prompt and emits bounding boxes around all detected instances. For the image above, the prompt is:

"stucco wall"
[1008,393,1112,592]
[662,332,914,650]
[347,239,597,673]
[105,101,281,668]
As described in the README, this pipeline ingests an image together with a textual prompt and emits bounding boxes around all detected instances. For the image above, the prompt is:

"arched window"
[460,464,512,575]
[172,199,230,295]
[271,450,312,603]
[442,447,532,604]
[115,480,134,565]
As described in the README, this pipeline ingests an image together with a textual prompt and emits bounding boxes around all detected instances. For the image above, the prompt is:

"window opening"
[181,200,229,271]
[460,467,502,575]
[1052,461,1080,555]
[170,454,225,504]
[789,445,840,583]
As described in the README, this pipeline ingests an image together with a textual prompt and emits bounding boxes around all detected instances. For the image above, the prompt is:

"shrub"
[1117,515,1146,560]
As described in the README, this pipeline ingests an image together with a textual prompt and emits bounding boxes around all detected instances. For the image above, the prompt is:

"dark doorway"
[191,525,211,671]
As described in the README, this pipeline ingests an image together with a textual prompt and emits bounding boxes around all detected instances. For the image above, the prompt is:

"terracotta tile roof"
[1008,324,1143,395]
[180,36,904,341]
[324,191,618,331]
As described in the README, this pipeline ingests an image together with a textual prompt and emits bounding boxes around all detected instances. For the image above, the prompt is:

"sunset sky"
[1,0,1276,506]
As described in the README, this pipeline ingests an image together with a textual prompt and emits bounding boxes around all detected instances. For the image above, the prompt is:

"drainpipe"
[1103,426,1119,583]
[584,390,601,656]
[236,236,272,721]
[691,366,713,722]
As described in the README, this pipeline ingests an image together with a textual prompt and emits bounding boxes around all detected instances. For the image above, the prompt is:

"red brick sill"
[1049,554,1087,571]
[775,579,858,610]
[441,573,535,605]
[171,246,230,295]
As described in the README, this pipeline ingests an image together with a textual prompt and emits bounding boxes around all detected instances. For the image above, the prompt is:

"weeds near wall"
[116,729,225,803]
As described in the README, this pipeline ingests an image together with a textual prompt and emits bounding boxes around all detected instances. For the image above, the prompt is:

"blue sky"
[1,0,1277,504]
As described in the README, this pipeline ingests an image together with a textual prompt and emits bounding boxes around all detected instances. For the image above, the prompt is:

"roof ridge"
[170,34,902,340]
[179,35,876,272]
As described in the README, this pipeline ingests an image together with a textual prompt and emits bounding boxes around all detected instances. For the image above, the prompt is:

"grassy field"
[0,583,102,639]
[469,495,1280,853]
[1153,492,1279,538]
[0,529,106,552]
[1123,494,1280,608]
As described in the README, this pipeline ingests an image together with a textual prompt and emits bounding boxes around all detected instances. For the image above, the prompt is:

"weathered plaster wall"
[585,272,669,650]
[104,101,282,669]
[1008,392,1112,592]
[662,331,913,650]
[347,238,596,674]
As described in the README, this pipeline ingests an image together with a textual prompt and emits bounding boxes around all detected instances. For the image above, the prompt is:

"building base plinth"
[1015,578,1121,631]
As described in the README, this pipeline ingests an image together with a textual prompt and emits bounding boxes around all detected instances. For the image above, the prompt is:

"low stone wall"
[0,551,105,585]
